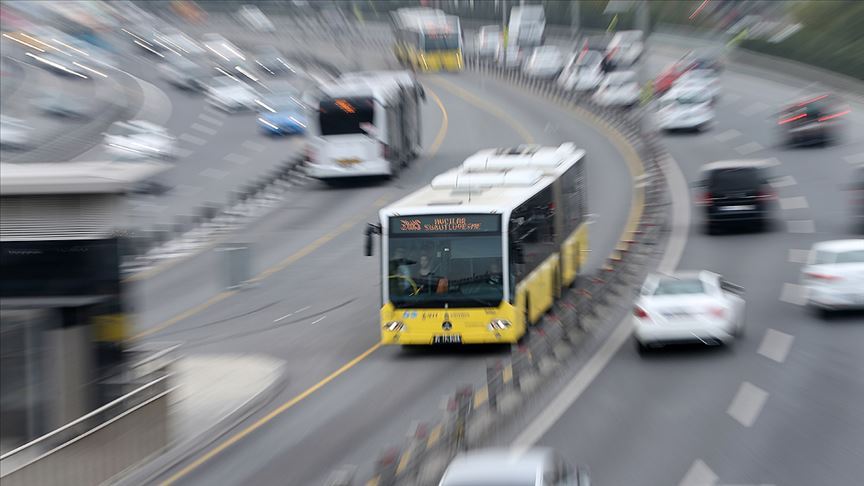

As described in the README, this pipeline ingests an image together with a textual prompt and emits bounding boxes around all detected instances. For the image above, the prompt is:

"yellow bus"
[391,8,463,72]
[365,144,588,345]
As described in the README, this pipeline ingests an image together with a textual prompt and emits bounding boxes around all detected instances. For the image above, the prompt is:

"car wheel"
[815,306,833,320]
[705,222,719,235]
[635,338,648,355]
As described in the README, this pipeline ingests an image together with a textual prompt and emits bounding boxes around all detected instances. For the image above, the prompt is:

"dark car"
[777,94,848,146]
[694,160,777,234]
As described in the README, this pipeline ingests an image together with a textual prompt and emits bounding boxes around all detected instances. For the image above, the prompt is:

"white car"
[557,50,604,92]
[522,46,564,78]
[0,116,32,149]
[104,120,177,160]
[201,33,246,64]
[438,448,591,486]
[593,70,640,107]
[158,56,210,90]
[801,239,864,316]
[607,30,643,67]
[476,25,503,60]
[656,86,715,131]
[673,69,721,101]
[204,76,259,112]
[236,4,275,32]
[633,271,745,351]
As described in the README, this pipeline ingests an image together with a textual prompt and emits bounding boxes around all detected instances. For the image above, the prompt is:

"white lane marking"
[512,314,633,451]
[191,122,218,135]
[770,175,797,188]
[242,141,265,152]
[842,153,864,165]
[179,133,207,145]
[780,283,808,306]
[735,141,764,155]
[757,329,795,363]
[273,306,311,322]
[310,315,327,325]
[200,168,228,180]
[726,381,769,427]
[678,459,718,486]
[197,113,223,126]
[787,219,815,233]
[513,150,691,450]
[787,249,811,264]
[714,129,741,142]
[224,153,251,165]
[762,157,781,167]
[779,196,809,210]
[740,101,769,117]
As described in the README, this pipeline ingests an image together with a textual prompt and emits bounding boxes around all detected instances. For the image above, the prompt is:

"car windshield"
[821,249,864,264]
[423,32,459,51]
[708,168,762,191]
[105,123,135,137]
[318,96,375,136]
[607,75,634,88]
[654,279,705,295]
[676,92,711,104]
[388,223,504,308]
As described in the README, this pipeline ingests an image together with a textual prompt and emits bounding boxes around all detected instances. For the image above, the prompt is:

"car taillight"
[708,307,725,318]
[817,109,850,122]
[757,187,776,201]
[778,113,807,125]
[304,145,316,162]
[698,192,714,205]
[634,306,649,319]
[806,272,842,282]
[380,143,390,159]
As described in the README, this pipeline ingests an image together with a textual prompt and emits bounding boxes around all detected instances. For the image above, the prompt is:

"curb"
[112,359,289,485]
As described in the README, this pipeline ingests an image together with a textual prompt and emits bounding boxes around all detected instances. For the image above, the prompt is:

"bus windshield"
[422,33,460,51]
[318,97,375,136]
[388,233,503,308]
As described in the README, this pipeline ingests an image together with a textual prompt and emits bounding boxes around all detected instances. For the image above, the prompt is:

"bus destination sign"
[390,214,500,234]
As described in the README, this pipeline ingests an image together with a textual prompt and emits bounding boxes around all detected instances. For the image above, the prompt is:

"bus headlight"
[384,321,406,332]
[488,319,511,331]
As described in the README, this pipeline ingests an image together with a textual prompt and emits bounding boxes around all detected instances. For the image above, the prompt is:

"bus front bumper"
[381,327,522,345]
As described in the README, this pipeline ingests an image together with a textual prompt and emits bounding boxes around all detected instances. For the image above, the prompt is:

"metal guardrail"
[354,55,673,486]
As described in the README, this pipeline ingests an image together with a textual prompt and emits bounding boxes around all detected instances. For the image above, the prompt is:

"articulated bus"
[365,144,587,345]
[306,71,425,181]
[391,8,463,72]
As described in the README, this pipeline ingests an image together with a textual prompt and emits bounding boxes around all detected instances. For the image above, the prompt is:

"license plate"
[433,334,462,344]
[720,205,755,211]
[337,158,361,166]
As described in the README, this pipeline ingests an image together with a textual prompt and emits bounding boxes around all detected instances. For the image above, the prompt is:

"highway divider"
[335,57,674,486]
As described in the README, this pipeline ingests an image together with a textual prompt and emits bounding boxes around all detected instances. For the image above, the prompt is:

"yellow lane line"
[426,76,536,144]
[160,343,383,485]
[425,87,449,155]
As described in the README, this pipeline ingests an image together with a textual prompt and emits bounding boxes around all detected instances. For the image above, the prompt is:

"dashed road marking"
[770,175,797,188]
[757,329,795,363]
[787,219,815,233]
[779,196,809,210]
[200,168,228,179]
[714,129,741,142]
[678,459,718,486]
[740,101,769,117]
[763,157,781,167]
[727,381,769,427]
[191,122,218,135]
[242,140,265,152]
[787,248,811,264]
[780,282,808,306]
[735,141,764,155]
[197,113,224,126]
[180,133,207,145]
[224,153,251,165]
[310,315,327,325]
[842,152,864,165]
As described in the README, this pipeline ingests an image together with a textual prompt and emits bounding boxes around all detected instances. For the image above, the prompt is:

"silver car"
[439,448,590,486]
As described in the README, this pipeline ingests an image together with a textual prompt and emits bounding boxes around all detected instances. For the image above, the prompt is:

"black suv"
[777,94,847,146]
[694,161,777,234]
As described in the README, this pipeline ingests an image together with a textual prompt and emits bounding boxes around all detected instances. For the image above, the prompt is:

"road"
[127,32,638,485]
[526,42,864,486]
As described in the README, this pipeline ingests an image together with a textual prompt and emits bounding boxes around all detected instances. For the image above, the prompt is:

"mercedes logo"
[442,321,453,331]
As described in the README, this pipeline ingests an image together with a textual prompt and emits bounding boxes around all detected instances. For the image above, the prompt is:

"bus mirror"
[419,84,427,101]
[364,223,381,256]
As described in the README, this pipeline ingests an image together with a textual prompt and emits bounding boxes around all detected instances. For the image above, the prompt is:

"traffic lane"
[434,70,635,273]
[130,74,445,331]
[156,70,640,484]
